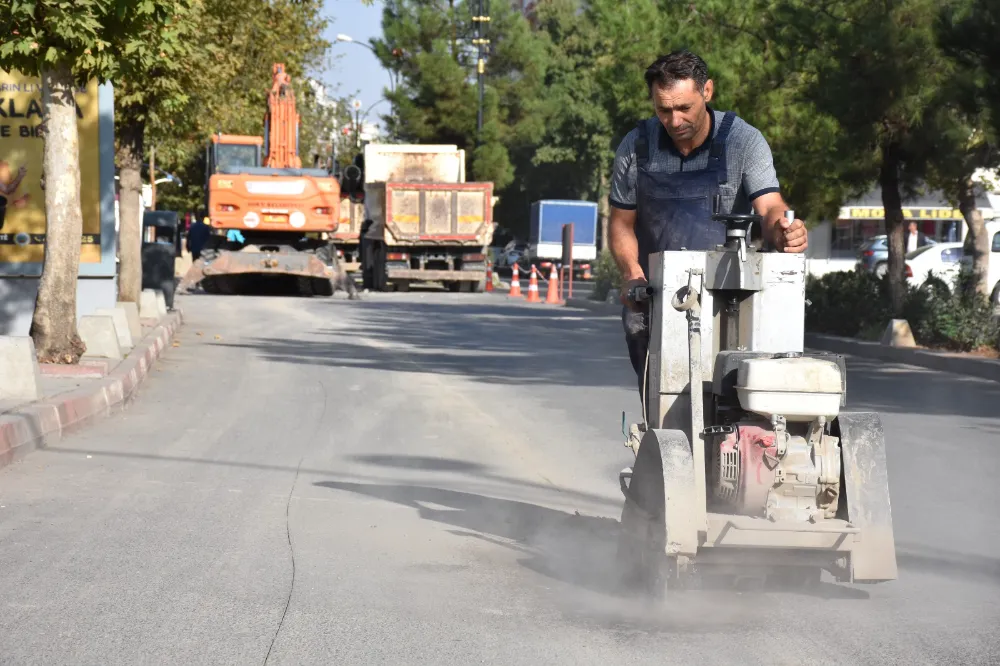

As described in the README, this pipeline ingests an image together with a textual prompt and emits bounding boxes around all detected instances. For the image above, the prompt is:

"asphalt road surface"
[1,291,998,665]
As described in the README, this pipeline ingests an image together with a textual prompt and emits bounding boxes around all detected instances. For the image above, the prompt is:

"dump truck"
[192,63,342,296]
[358,144,495,292]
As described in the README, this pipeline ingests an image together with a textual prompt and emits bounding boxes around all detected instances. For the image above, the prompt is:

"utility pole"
[472,0,490,144]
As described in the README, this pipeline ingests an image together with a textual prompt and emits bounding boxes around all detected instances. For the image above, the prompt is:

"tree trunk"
[879,144,906,316]
[29,65,87,364]
[116,117,146,304]
[957,176,989,297]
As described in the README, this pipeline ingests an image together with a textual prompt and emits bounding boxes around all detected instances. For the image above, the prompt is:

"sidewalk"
[562,296,1000,383]
[0,307,184,470]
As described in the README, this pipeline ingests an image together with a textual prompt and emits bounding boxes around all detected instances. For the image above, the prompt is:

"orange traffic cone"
[485,261,494,292]
[545,263,563,304]
[525,265,541,303]
[582,264,592,280]
[509,267,522,297]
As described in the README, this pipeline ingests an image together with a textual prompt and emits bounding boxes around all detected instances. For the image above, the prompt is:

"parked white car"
[905,242,964,289]
[959,220,1000,304]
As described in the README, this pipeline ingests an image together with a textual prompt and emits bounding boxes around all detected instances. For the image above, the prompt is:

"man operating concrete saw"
[607,50,808,430]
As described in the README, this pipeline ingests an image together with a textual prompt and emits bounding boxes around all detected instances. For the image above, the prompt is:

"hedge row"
[805,269,1000,353]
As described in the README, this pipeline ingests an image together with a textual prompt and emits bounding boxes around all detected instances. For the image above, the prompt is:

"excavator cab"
[207,135,263,176]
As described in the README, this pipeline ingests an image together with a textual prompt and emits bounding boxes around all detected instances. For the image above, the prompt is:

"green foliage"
[938,0,1000,138]
[591,248,623,302]
[1,0,119,82]
[151,0,331,213]
[373,0,544,194]
[109,0,200,122]
[905,270,1000,351]
[805,269,1000,351]
[805,270,893,340]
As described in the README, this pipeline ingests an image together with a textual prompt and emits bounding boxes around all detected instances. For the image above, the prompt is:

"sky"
[315,0,393,133]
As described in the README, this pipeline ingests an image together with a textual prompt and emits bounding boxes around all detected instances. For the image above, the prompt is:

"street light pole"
[336,34,398,140]
[472,2,490,145]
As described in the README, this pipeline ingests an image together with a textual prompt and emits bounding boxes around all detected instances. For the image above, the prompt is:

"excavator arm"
[263,63,301,170]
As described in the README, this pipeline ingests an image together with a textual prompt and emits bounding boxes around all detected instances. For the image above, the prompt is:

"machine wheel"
[873,262,887,278]
[616,429,699,599]
[313,278,335,297]
[296,276,314,297]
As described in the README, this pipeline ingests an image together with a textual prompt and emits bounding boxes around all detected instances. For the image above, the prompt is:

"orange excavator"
[189,63,343,296]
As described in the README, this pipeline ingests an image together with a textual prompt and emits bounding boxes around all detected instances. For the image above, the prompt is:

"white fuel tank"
[735,356,843,421]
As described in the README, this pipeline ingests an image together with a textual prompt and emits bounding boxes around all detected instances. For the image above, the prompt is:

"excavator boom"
[263,63,302,169]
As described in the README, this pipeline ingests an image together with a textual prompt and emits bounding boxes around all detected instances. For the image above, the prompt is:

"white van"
[960,220,1000,304]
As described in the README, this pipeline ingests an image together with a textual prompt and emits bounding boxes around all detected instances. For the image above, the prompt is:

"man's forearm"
[608,208,643,281]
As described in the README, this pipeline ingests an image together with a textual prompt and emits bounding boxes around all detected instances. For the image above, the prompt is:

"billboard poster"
[0,70,113,275]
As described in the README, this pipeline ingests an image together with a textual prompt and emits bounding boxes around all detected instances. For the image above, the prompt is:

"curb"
[804,333,1000,383]
[0,308,185,470]
[560,299,1000,382]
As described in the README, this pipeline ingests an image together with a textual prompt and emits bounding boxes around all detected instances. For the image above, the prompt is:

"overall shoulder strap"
[708,111,737,184]
[634,120,649,169]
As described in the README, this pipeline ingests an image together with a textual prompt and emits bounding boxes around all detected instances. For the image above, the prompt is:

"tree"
[110,0,201,305]
[502,0,612,241]
[765,0,952,316]
[149,0,330,214]
[937,0,1000,133]
[1,0,123,363]
[935,0,1000,298]
[373,0,544,196]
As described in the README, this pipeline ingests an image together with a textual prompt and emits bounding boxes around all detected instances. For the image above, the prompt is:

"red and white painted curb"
[0,309,184,470]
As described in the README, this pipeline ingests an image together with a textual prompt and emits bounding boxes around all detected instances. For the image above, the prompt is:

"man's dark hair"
[644,50,709,97]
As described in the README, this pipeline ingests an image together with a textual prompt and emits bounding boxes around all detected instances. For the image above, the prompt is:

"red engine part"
[715,424,779,515]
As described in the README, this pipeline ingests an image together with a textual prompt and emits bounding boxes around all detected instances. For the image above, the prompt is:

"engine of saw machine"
[709,355,845,523]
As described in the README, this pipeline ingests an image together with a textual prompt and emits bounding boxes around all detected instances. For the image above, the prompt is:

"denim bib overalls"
[623,112,738,396]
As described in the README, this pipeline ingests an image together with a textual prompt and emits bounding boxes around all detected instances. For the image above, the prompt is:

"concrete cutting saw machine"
[617,202,898,594]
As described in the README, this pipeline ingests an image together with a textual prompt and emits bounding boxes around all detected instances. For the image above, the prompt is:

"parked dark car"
[857,234,936,277]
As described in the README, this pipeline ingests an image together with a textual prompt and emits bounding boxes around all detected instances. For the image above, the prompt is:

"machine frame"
[617,207,898,593]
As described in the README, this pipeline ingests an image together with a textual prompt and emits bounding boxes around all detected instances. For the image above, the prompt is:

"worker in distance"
[607,50,808,396]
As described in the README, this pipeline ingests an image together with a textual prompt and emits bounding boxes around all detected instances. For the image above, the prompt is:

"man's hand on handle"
[620,275,649,312]
[773,215,808,253]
